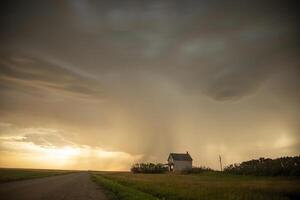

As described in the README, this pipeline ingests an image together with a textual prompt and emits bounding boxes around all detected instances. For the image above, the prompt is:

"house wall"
[173,160,192,171]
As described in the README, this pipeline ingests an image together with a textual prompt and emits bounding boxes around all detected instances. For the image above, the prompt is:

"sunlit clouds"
[0,125,142,170]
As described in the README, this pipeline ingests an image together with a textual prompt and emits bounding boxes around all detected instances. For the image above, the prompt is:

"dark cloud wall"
[2,0,299,100]
[0,0,299,169]
[0,54,103,98]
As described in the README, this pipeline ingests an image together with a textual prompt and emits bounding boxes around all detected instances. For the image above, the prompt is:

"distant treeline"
[224,156,300,176]
[131,163,168,173]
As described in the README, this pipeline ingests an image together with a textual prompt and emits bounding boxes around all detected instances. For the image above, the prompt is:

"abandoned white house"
[167,152,193,171]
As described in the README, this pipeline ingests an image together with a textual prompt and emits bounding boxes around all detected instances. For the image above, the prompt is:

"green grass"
[0,168,73,183]
[91,174,157,200]
[92,171,300,200]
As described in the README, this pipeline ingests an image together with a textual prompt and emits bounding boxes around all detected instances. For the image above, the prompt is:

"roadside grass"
[92,174,157,200]
[0,168,73,183]
[92,171,300,200]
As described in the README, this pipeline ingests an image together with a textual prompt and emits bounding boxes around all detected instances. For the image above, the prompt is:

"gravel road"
[0,172,107,200]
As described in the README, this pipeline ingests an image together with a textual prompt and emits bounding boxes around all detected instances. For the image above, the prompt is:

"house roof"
[168,153,193,161]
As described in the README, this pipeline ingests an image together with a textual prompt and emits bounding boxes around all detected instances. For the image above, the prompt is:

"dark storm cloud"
[163,0,300,101]
[0,54,103,98]
[1,0,297,101]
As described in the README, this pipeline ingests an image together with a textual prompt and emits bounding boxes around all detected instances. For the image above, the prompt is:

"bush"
[182,166,214,174]
[131,163,168,174]
[224,156,300,176]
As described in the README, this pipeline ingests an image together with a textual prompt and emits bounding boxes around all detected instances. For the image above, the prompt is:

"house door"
[169,164,174,171]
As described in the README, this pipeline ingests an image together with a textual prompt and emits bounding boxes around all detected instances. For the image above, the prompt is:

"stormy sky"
[0,0,299,170]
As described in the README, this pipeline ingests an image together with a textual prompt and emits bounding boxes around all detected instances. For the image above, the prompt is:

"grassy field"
[0,168,73,183]
[92,171,300,200]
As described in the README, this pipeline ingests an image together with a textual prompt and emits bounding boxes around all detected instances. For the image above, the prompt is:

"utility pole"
[219,155,223,171]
